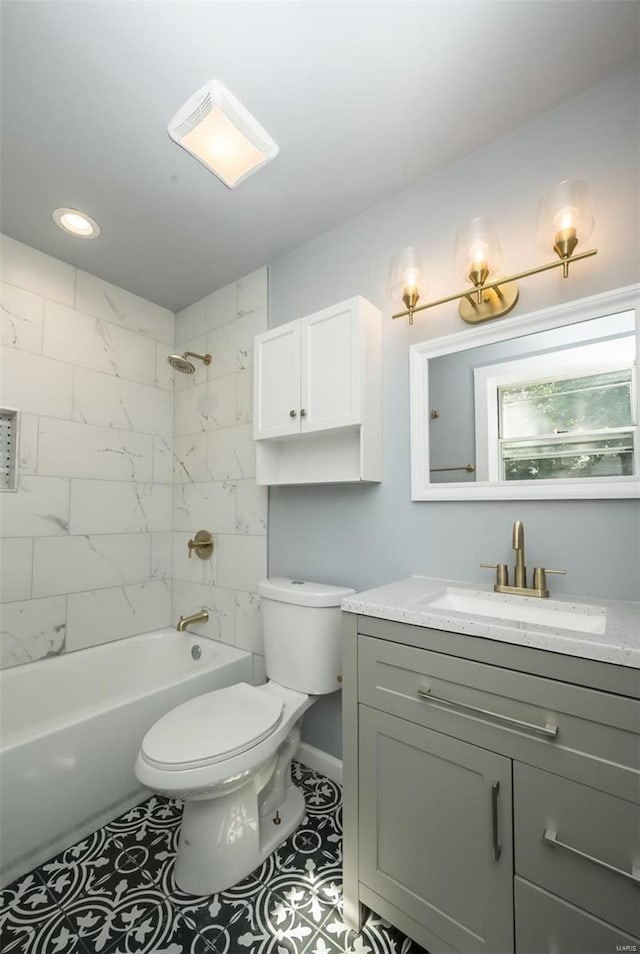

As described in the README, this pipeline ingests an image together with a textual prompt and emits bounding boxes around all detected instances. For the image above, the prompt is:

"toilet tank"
[258,578,355,695]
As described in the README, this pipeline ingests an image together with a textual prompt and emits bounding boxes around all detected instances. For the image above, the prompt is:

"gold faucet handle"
[533,567,566,590]
[480,563,509,587]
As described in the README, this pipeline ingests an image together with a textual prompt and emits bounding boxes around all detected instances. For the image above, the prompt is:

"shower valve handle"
[187,530,214,560]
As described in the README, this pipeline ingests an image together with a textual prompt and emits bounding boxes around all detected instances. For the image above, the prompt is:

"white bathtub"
[0,629,252,888]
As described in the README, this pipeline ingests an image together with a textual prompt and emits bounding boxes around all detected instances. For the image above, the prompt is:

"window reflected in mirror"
[469,320,636,482]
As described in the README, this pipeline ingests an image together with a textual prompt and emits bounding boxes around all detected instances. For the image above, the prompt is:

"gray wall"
[267,67,640,758]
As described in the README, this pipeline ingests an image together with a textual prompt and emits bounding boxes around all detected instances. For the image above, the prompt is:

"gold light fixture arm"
[392,247,597,323]
[402,288,420,325]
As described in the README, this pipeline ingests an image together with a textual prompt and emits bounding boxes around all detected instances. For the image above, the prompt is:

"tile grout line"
[112,810,226,953]
[31,863,95,954]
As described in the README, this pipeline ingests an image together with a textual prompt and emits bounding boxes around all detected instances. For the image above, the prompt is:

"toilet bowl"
[136,681,312,895]
[135,578,354,895]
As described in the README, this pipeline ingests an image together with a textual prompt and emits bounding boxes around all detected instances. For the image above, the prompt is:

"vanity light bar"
[392,179,598,325]
[392,248,598,325]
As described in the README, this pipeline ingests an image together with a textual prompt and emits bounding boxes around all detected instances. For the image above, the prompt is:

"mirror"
[410,285,639,500]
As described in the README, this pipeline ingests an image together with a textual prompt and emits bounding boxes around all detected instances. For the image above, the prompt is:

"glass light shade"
[537,179,594,256]
[454,217,503,285]
[180,107,268,188]
[389,246,425,304]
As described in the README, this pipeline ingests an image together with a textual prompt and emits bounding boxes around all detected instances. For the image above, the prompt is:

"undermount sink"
[419,587,607,635]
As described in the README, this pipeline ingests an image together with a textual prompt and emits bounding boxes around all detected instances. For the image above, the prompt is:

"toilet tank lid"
[258,578,355,607]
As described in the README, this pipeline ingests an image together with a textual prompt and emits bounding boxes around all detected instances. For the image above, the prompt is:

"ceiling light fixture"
[168,79,278,189]
[52,207,101,239]
[390,179,597,325]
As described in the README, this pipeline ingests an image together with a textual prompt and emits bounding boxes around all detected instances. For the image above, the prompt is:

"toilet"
[135,577,354,895]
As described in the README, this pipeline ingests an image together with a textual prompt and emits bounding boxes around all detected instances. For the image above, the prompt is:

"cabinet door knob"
[289,409,297,418]
[300,408,307,417]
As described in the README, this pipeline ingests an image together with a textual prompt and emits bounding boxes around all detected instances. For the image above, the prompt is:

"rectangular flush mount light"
[168,79,278,188]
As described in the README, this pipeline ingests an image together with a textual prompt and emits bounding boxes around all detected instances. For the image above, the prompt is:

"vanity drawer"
[358,635,640,801]
[514,877,640,953]
[513,762,640,937]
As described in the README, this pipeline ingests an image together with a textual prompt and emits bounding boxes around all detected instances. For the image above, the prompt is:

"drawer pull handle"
[416,686,558,740]
[543,829,640,885]
[491,781,502,862]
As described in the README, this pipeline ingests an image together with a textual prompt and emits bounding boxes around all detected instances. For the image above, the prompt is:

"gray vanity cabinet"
[358,705,514,953]
[342,614,640,954]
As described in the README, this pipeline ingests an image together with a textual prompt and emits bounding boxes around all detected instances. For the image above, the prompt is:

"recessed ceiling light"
[168,80,278,189]
[52,207,101,238]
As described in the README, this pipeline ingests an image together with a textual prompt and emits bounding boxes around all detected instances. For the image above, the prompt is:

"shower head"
[168,354,195,374]
[167,351,212,374]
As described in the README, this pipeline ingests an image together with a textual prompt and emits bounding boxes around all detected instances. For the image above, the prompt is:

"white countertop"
[342,576,640,669]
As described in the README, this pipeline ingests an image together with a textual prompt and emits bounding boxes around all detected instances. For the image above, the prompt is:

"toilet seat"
[140,683,283,771]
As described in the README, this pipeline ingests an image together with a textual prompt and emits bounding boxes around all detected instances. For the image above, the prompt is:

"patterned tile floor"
[1,762,427,953]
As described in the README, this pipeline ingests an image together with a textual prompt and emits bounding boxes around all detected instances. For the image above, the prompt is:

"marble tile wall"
[0,234,269,680]
[172,268,268,683]
[0,234,175,668]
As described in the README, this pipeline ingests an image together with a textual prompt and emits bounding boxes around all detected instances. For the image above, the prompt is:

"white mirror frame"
[410,284,640,501]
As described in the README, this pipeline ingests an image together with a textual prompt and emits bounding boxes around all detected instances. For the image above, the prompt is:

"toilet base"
[258,778,306,864]
[174,779,306,896]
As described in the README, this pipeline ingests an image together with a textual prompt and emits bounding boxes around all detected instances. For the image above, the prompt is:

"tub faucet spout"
[177,610,209,632]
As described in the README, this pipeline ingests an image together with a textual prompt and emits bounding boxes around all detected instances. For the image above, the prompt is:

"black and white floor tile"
[1,763,427,954]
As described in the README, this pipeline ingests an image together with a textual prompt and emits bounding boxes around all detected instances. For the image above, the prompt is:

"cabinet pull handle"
[491,780,502,862]
[543,829,640,885]
[289,409,297,418]
[416,686,558,739]
[300,408,307,417]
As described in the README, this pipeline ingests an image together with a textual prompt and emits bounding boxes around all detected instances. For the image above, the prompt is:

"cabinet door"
[253,323,301,439]
[359,705,514,954]
[301,301,361,432]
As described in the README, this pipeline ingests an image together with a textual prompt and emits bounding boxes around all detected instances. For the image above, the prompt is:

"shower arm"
[183,352,212,365]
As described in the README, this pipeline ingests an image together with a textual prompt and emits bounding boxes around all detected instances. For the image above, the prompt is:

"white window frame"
[474,336,637,482]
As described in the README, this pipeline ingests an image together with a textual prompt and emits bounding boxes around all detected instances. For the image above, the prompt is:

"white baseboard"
[296,741,343,785]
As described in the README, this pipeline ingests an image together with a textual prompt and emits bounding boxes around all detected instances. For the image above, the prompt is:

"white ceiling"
[1,1,638,311]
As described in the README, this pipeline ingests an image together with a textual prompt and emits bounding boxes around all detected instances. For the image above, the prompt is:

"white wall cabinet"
[343,615,640,953]
[253,296,381,484]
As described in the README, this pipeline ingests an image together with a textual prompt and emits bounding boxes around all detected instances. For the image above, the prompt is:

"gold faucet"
[512,519,526,589]
[481,520,566,598]
[176,609,209,632]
